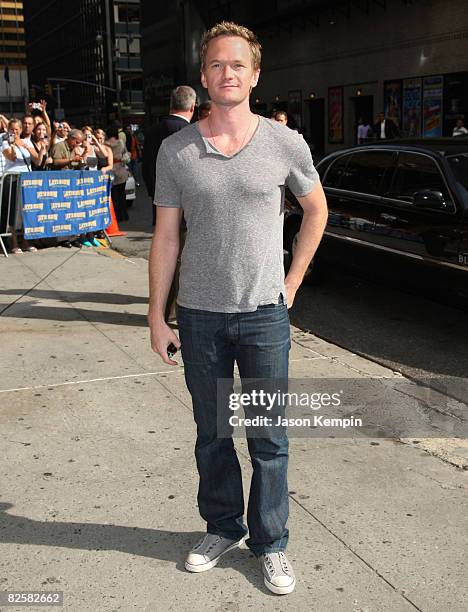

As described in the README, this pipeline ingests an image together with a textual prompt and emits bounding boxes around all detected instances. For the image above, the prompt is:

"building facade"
[23,0,143,126]
[141,0,468,153]
[0,0,28,116]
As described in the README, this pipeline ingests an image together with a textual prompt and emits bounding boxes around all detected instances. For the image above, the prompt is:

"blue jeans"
[177,300,291,557]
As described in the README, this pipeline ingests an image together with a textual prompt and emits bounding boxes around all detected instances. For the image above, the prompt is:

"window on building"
[117,36,140,55]
[116,4,140,23]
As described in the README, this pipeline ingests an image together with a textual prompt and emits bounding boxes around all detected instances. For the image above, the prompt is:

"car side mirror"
[413,190,447,210]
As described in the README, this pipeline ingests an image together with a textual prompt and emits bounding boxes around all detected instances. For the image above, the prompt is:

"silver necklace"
[208,114,257,156]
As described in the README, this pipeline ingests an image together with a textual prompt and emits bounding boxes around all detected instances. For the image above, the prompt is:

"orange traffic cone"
[106,196,126,237]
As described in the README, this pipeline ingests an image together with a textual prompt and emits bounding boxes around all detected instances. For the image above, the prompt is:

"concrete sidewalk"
[0,247,467,612]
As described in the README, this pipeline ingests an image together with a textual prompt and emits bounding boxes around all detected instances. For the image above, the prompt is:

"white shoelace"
[263,552,291,576]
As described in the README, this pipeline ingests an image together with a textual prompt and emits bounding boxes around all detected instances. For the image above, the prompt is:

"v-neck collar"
[195,115,262,159]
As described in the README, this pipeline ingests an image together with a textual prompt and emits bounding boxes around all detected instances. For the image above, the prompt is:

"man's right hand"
[148,316,181,366]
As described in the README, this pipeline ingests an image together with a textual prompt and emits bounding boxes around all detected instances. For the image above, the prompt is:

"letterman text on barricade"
[20,171,111,239]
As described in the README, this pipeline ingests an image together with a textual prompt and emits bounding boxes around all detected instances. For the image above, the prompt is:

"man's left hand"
[284,277,300,309]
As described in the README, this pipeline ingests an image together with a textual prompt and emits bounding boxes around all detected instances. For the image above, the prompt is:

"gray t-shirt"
[155,116,319,313]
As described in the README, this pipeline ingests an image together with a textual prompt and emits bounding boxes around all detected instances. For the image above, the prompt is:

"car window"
[447,154,468,191]
[338,151,395,195]
[389,152,450,203]
[322,154,351,187]
[316,157,332,180]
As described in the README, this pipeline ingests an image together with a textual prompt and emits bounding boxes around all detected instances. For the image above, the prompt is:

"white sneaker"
[261,552,296,595]
[185,533,244,573]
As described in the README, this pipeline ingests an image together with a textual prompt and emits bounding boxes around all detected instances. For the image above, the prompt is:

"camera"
[31,103,41,110]
[7,132,15,145]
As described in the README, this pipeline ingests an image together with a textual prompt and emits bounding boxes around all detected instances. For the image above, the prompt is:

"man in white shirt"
[21,114,34,147]
[453,118,468,137]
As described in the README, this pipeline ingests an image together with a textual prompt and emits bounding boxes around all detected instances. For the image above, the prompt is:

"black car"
[283,138,468,304]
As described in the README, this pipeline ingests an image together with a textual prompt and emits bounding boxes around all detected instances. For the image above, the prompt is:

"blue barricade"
[20,171,112,239]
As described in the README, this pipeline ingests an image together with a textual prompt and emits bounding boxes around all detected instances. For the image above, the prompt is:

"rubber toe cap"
[186,553,208,566]
[271,575,294,588]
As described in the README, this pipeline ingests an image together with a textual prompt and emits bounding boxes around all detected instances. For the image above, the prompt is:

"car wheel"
[286,221,321,285]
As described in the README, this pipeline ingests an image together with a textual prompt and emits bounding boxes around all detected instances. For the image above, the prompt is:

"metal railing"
[0,171,21,258]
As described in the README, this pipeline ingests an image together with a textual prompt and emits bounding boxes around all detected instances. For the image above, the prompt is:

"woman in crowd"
[94,128,113,174]
[105,125,130,222]
[78,126,112,247]
[81,126,113,174]
[31,122,52,170]
[28,100,52,138]
[1,118,42,253]
[81,126,98,171]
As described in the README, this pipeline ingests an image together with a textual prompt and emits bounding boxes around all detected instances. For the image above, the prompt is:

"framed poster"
[384,80,402,128]
[423,75,443,137]
[402,78,422,137]
[328,86,343,143]
[288,89,302,130]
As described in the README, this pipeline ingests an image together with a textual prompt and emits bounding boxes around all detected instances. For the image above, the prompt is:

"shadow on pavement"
[0,289,148,306]
[1,305,148,327]
[0,502,265,591]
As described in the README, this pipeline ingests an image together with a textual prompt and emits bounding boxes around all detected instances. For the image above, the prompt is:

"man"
[52,121,70,146]
[116,123,127,146]
[357,117,372,144]
[125,125,141,184]
[50,128,86,248]
[373,112,400,140]
[51,129,85,170]
[274,110,288,125]
[142,85,196,226]
[453,117,468,136]
[148,22,327,595]
[21,114,35,146]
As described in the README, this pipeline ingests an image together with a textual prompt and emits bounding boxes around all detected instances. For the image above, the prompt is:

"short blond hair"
[200,21,262,70]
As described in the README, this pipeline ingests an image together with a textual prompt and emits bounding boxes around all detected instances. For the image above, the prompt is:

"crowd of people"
[0,100,140,254]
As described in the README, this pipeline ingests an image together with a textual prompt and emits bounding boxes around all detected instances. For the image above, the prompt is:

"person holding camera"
[29,100,52,138]
[1,118,40,253]
[78,126,111,247]
[51,121,70,146]
[51,129,86,170]
[94,128,113,174]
